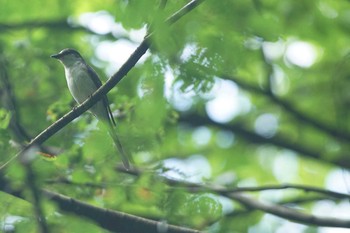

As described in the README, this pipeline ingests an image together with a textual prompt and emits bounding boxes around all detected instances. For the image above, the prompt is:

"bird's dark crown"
[51,48,82,59]
[59,48,82,57]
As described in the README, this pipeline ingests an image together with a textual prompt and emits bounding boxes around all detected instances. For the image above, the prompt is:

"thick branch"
[43,190,201,233]
[226,183,350,200]
[0,174,201,233]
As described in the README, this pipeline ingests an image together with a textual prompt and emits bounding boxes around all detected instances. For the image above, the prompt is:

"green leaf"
[0,108,11,129]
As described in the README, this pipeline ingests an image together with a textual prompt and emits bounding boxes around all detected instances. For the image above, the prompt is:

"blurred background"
[1,0,350,232]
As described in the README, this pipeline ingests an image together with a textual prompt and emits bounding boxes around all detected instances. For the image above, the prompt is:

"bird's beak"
[50,53,61,59]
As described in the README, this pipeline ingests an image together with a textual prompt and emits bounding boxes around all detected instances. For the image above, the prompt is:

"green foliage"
[1,0,350,232]
[0,109,11,129]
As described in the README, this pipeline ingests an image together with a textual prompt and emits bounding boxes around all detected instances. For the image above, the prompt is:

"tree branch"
[226,196,328,218]
[43,189,201,233]
[0,173,201,233]
[230,192,350,228]
[225,75,350,142]
[48,175,347,229]
[179,113,350,169]
[118,166,350,228]
[0,0,206,171]
[22,153,50,233]
[0,20,135,43]
[225,183,350,200]
[119,166,350,200]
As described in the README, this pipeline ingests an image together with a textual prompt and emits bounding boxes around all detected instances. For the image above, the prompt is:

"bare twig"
[165,0,205,24]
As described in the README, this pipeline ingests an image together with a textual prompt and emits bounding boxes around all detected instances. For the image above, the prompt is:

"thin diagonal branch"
[0,0,206,171]
[165,0,205,24]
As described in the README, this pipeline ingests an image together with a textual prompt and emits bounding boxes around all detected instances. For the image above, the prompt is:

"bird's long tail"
[107,126,131,170]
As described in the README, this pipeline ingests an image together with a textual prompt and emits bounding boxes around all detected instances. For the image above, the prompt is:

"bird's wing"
[87,65,116,127]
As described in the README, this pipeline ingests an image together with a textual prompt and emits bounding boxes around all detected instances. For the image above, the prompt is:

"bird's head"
[51,48,84,67]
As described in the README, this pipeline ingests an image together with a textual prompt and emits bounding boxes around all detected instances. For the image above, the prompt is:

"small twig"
[224,183,350,200]
[159,0,168,9]
[165,0,205,24]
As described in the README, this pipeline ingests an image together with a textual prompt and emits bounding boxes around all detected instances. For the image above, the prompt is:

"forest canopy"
[1,0,350,232]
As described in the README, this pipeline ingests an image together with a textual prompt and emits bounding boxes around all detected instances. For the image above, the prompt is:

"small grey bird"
[51,48,130,169]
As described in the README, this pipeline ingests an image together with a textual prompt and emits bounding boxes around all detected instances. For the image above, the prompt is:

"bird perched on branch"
[51,48,130,169]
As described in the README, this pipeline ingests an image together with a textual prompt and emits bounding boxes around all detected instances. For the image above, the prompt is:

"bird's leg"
[72,105,78,111]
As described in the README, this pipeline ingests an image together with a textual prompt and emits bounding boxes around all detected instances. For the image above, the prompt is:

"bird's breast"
[65,65,98,104]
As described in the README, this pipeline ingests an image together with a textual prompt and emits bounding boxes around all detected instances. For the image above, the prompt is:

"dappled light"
[1,0,350,232]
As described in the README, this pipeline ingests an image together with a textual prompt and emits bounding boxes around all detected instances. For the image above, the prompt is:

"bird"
[51,48,130,169]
